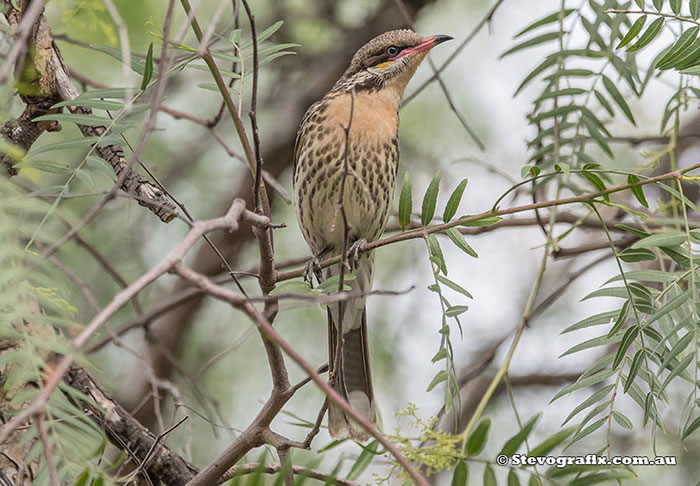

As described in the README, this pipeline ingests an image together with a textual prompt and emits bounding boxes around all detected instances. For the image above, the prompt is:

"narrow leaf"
[617,15,647,49]
[421,171,442,226]
[452,460,468,486]
[627,17,664,52]
[602,75,635,125]
[484,465,497,486]
[443,178,468,222]
[427,370,448,392]
[141,43,154,90]
[347,440,378,480]
[467,418,490,456]
[445,228,478,258]
[624,349,644,392]
[612,326,639,369]
[501,32,560,58]
[515,9,575,38]
[398,172,412,230]
[499,414,541,456]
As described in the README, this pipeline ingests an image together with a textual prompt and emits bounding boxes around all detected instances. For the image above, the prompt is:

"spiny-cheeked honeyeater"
[293,29,451,441]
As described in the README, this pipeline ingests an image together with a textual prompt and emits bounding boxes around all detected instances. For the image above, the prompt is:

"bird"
[293,29,452,441]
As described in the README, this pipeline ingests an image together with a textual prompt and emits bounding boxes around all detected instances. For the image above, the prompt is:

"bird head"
[333,29,452,94]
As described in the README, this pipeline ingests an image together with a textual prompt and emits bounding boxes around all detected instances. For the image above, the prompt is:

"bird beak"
[391,34,453,60]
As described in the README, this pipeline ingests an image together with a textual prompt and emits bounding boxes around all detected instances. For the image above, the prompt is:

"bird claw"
[346,239,368,270]
[303,256,323,285]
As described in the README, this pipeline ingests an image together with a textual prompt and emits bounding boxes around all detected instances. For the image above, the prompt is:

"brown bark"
[0,0,178,222]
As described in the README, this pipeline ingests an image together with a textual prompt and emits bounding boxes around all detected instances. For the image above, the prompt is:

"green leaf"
[612,326,639,369]
[656,26,699,69]
[515,9,575,38]
[508,470,521,486]
[421,171,442,226]
[437,275,473,299]
[627,17,664,52]
[659,332,693,373]
[619,248,655,263]
[484,465,497,486]
[452,460,468,486]
[316,274,356,294]
[660,353,693,392]
[501,32,560,58]
[499,414,541,456]
[562,385,615,425]
[521,165,541,178]
[459,216,502,227]
[682,415,700,439]
[567,417,606,448]
[593,89,615,117]
[427,370,448,392]
[559,333,623,358]
[446,305,469,317]
[431,347,449,363]
[445,228,478,258]
[467,418,490,456]
[692,0,700,20]
[31,136,122,155]
[626,174,649,207]
[617,15,647,49]
[347,440,378,480]
[550,369,616,402]
[91,43,150,74]
[561,310,618,334]
[535,87,587,104]
[653,0,664,10]
[612,411,633,430]
[14,159,71,174]
[427,234,447,275]
[602,75,635,125]
[73,88,132,100]
[607,300,630,337]
[529,475,543,486]
[515,56,558,95]
[616,223,650,239]
[398,172,413,230]
[624,349,644,392]
[581,170,610,199]
[632,231,686,249]
[141,43,154,90]
[443,178,468,223]
[670,0,681,14]
[647,291,690,326]
[32,113,113,126]
[243,20,284,46]
[269,281,315,297]
[665,38,700,71]
[530,427,577,456]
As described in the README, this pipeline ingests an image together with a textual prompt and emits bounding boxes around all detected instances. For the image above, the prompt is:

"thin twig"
[36,413,59,486]
[218,463,360,486]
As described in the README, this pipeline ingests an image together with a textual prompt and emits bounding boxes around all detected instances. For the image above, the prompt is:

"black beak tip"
[434,34,453,44]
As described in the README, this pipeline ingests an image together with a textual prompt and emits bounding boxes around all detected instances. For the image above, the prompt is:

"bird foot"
[346,239,368,270]
[303,256,323,286]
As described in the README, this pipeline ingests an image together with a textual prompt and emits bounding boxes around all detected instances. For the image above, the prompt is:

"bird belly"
[295,149,396,253]
[294,91,399,254]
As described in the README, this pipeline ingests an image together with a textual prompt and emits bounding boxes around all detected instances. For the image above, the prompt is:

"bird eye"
[386,46,399,57]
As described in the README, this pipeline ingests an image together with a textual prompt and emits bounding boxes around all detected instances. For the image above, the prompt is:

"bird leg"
[303,247,331,285]
[346,238,368,270]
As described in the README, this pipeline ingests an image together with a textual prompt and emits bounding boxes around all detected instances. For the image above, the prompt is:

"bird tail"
[325,254,376,441]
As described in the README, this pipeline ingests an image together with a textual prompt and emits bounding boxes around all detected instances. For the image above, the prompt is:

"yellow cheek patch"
[376,61,393,69]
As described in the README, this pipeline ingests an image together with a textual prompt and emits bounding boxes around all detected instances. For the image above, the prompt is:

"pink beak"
[389,34,453,61]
